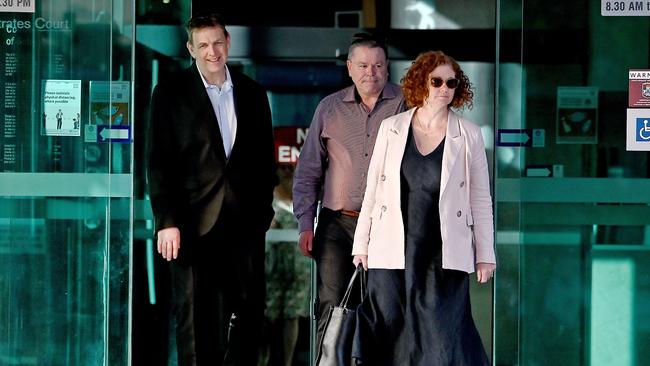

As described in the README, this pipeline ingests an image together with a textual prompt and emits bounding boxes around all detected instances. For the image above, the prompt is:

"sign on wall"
[628,69,650,107]
[0,0,35,13]
[41,79,81,137]
[274,127,308,165]
[556,87,599,144]
[0,12,31,171]
[601,1,650,16]
[89,81,131,143]
[626,108,650,151]
[627,70,650,151]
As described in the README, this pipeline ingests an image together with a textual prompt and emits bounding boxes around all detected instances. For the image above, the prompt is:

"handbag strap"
[360,266,366,301]
[339,264,366,308]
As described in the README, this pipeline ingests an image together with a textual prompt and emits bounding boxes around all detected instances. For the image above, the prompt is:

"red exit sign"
[274,127,308,164]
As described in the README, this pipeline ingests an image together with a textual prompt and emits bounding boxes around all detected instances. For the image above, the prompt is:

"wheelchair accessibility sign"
[637,118,650,141]
[627,109,650,150]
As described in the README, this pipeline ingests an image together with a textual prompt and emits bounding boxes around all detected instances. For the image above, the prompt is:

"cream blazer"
[352,108,496,273]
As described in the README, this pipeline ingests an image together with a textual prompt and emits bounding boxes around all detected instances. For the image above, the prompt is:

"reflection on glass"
[263,163,311,366]
[0,0,133,365]
[405,0,436,29]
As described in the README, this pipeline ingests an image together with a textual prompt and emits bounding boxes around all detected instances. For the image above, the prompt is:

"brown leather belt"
[340,209,360,218]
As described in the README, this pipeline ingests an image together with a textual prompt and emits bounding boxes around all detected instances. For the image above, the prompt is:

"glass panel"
[494,2,524,363]
[260,62,341,366]
[133,3,498,363]
[391,60,496,364]
[391,0,496,29]
[391,0,500,359]
[496,0,650,365]
[265,57,496,364]
[0,1,134,365]
[192,1,363,27]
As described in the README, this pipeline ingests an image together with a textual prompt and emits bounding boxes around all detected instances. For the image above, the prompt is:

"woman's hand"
[476,262,496,283]
[353,255,368,271]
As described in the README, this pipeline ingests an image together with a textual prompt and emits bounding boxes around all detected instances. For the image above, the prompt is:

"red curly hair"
[401,51,473,110]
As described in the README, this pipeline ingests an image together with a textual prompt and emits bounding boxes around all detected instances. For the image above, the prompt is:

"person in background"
[292,32,405,343]
[147,13,277,366]
[352,50,496,365]
[263,163,310,366]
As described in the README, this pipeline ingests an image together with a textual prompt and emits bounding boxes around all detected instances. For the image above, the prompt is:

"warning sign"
[629,69,650,108]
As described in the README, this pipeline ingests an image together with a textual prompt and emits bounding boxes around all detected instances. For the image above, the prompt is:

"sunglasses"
[430,77,460,89]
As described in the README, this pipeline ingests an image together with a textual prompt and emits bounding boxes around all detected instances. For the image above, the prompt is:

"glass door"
[495,1,650,365]
[0,1,134,365]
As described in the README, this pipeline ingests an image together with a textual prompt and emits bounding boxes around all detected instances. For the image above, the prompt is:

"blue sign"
[497,129,533,147]
[636,118,650,142]
[525,165,553,178]
[97,125,131,143]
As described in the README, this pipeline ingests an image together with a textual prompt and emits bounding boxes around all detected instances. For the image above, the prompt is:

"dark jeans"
[170,215,266,366]
[312,208,361,344]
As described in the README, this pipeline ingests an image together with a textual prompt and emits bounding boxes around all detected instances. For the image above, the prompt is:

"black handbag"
[315,264,366,366]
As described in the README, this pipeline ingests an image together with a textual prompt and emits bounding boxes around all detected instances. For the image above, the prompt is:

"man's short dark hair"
[187,13,229,44]
[348,32,388,60]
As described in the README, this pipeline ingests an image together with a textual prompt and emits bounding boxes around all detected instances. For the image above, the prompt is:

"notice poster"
[0,13,32,171]
[89,81,130,127]
[89,81,129,126]
[42,79,81,136]
[87,81,130,143]
[556,86,599,144]
[628,69,650,107]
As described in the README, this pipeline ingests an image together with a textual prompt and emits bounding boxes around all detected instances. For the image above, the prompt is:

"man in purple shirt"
[293,33,405,342]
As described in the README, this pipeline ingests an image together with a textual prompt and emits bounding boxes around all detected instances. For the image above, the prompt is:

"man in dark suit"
[147,13,277,366]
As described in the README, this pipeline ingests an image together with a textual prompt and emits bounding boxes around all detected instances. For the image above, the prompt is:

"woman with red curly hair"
[351,51,496,365]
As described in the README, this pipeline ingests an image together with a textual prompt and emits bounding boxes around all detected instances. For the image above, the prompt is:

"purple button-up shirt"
[293,83,405,232]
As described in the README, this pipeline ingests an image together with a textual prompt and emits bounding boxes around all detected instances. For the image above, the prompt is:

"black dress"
[353,127,489,366]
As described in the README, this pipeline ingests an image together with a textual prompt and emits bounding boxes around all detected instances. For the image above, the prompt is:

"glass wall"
[0,1,134,365]
[14,1,650,365]
[494,0,650,365]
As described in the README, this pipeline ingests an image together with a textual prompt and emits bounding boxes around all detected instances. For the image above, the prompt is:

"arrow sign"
[97,125,131,143]
[525,165,553,177]
[497,129,533,147]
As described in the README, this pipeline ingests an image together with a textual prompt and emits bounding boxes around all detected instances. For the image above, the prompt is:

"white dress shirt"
[198,64,237,159]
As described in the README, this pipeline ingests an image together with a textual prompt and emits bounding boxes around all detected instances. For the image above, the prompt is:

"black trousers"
[170,215,266,366]
[312,208,361,344]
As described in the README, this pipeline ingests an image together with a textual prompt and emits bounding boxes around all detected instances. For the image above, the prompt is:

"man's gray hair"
[347,32,388,60]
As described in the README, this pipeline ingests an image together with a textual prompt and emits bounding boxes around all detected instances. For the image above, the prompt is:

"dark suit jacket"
[147,64,277,248]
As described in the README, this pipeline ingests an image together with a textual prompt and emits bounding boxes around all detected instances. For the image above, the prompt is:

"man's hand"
[476,262,496,283]
[298,230,314,258]
[157,227,181,261]
[353,255,368,271]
